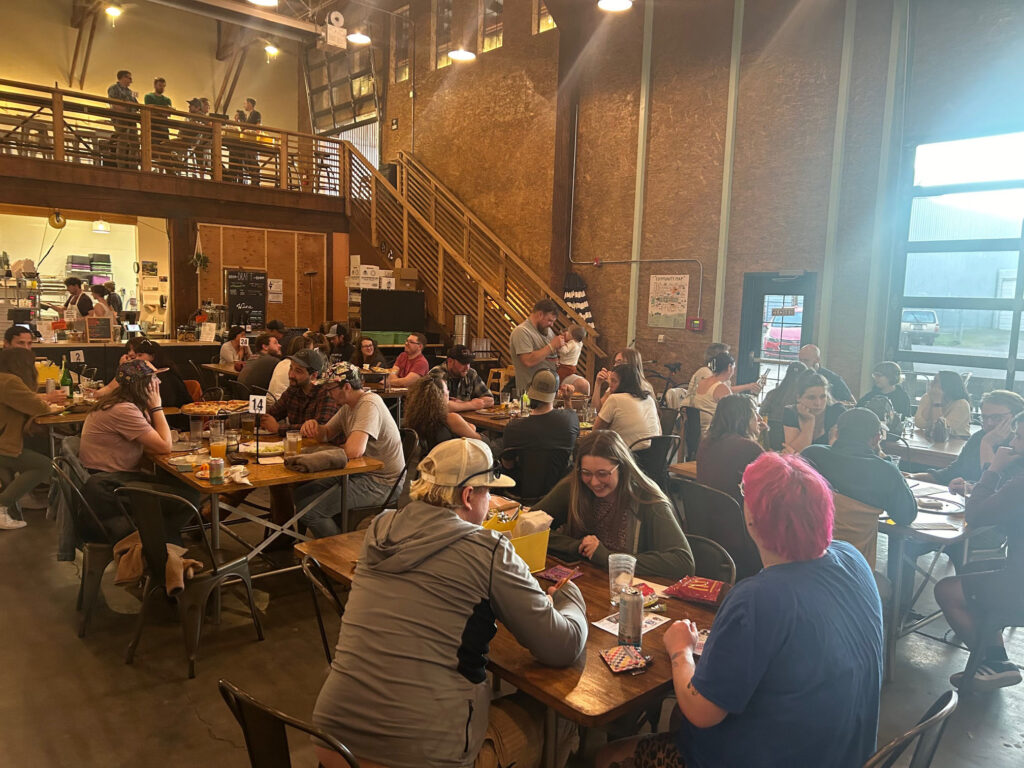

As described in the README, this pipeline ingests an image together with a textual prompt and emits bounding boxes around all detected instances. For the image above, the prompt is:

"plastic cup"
[189,416,203,447]
[608,553,637,606]
[285,430,302,456]
[241,413,256,441]
[209,419,225,441]
[500,391,511,405]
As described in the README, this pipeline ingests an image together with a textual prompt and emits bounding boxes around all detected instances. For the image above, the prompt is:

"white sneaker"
[0,507,26,530]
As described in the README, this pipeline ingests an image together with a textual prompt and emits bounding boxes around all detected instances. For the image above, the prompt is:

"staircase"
[339,143,604,378]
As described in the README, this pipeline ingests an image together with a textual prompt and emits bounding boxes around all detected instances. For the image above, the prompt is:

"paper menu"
[593,612,670,636]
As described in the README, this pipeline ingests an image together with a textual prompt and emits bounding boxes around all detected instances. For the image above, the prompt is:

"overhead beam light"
[105,3,122,26]
[92,219,111,235]
[347,30,371,45]
[264,42,280,59]
[597,0,633,10]
[448,47,476,62]
[248,0,279,7]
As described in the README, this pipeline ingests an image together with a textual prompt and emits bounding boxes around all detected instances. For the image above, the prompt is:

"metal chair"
[862,690,957,767]
[113,485,264,678]
[51,458,133,637]
[301,554,347,663]
[658,405,682,438]
[218,679,362,768]
[500,446,573,505]
[673,477,763,581]
[187,359,207,388]
[202,386,225,401]
[183,379,203,402]
[682,407,703,460]
[630,434,681,491]
[342,428,419,532]
[227,380,252,400]
[687,534,736,585]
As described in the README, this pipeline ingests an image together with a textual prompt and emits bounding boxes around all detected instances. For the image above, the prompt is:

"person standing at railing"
[144,77,172,146]
[241,98,262,184]
[106,70,138,169]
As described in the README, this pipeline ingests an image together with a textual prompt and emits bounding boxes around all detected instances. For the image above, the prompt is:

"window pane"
[904,364,1006,405]
[908,190,1024,241]
[898,308,1012,357]
[536,0,556,32]
[904,251,1018,299]
[915,132,1024,187]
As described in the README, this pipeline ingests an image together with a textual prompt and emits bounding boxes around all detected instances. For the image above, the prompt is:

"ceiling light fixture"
[92,219,111,235]
[597,0,633,11]
[448,47,476,62]
[264,41,279,61]
[105,3,122,27]
[347,30,371,45]
[247,0,279,7]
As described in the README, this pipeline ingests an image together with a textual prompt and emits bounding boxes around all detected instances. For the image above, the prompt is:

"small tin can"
[208,457,225,485]
[618,587,643,648]
[46,378,56,394]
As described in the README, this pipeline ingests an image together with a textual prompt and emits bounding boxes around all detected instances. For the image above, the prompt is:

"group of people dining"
[2,295,1022,768]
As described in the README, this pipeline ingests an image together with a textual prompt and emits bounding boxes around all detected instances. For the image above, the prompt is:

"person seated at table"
[79,360,198,539]
[88,284,114,318]
[237,332,282,391]
[758,360,807,450]
[428,344,494,413]
[219,326,250,369]
[311,437,587,768]
[536,430,694,581]
[296,362,405,537]
[3,325,33,351]
[914,370,972,438]
[690,352,737,435]
[909,390,1024,494]
[326,324,355,363]
[501,369,580,495]
[798,343,856,404]
[856,361,912,419]
[696,394,764,508]
[595,364,662,450]
[388,331,430,387]
[269,335,311,399]
[596,452,883,768]
[261,349,336,438]
[686,343,762,405]
[594,347,654,410]
[782,371,848,453]
[349,335,387,369]
[306,331,332,361]
[403,372,480,453]
[934,412,1024,691]
[556,324,592,396]
[89,339,193,412]
[0,348,54,530]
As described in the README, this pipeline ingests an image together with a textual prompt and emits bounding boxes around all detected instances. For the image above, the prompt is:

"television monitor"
[360,289,425,332]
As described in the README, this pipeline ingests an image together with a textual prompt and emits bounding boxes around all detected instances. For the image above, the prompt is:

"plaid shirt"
[429,364,491,402]
[267,383,340,441]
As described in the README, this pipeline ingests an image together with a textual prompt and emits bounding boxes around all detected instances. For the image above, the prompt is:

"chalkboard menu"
[224,269,266,328]
[85,316,114,342]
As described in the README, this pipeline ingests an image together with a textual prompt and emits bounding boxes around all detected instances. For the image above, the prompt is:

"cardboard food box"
[380,277,396,290]
[360,277,380,289]
[359,265,380,278]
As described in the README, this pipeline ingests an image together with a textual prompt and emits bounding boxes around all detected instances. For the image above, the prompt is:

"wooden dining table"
[202,362,240,383]
[668,461,698,480]
[37,404,181,456]
[882,425,980,469]
[296,531,718,768]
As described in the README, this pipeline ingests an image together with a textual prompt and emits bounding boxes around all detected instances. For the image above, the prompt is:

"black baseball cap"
[447,345,474,364]
[287,348,326,374]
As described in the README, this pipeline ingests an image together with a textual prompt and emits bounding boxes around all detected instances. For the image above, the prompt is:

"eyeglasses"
[406,338,423,346]
[981,411,1012,422]
[456,460,503,488]
[738,480,745,497]
[579,465,618,482]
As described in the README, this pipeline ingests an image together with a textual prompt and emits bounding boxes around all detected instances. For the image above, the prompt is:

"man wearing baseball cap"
[428,344,494,413]
[262,348,338,440]
[312,437,587,767]
[293,362,404,536]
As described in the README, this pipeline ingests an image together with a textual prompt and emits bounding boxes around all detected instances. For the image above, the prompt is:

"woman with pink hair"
[597,452,884,768]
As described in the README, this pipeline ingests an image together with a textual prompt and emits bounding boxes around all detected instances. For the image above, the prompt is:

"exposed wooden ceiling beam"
[70,0,101,29]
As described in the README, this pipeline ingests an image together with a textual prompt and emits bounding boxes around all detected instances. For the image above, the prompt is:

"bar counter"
[34,340,220,382]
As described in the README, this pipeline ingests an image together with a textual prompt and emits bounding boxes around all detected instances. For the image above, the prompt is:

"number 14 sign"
[249,395,267,415]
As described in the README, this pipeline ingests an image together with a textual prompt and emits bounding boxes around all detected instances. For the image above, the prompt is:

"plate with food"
[579,421,594,430]
[169,454,204,472]
[238,440,286,456]
[916,497,964,514]
[368,366,393,374]
[195,465,249,480]
[181,400,251,416]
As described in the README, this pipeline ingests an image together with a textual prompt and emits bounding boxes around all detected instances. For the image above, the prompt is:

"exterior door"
[736,272,817,390]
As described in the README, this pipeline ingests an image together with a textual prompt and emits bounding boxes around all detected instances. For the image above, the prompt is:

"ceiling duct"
[141,0,321,42]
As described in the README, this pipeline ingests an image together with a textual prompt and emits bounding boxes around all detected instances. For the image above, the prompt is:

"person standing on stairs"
[510,298,562,395]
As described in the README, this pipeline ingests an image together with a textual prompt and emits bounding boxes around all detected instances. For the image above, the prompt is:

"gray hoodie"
[312,500,588,767]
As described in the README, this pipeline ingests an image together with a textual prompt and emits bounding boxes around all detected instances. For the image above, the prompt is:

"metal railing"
[0,78,342,195]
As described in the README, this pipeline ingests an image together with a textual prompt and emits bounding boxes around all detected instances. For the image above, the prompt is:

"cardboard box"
[379,270,394,278]
[360,276,380,289]
[396,279,418,291]
[350,254,361,269]
[394,267,418,281]
[359,265,380,278]
[380,277,396,290]
[350,267,361,277]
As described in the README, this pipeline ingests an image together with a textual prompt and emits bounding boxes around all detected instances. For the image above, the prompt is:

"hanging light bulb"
[347,30,371,45]
[448,47,476,62]
[105,3,123,27]
[264,42,279,62]
[92,219,112,235]
[597,0,633,11]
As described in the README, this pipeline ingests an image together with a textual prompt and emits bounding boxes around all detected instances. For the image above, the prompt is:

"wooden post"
[370,176,378,247]
[402,207,409,264]
[278,134,288,189]
[52,92,64,163]
[343,145,352,216]
[437,243,445,319]
[211,122,222,182]
[477,284,485,337]
[140,108,152,172]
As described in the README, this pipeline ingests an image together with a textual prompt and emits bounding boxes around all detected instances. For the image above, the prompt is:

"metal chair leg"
[239,573,265,642]
[125,577,154,664]
[310,580,333,663]
[177,589,208,680]
[78,547,112,637]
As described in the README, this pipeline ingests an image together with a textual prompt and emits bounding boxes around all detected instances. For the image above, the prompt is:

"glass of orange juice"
[210,437,227,459]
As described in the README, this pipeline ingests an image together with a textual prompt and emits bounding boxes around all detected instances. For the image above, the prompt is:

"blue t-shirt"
[677,541,883,768]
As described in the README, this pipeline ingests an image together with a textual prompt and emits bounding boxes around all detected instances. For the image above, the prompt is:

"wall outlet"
[391,118,399,130]
[657,334,665,343]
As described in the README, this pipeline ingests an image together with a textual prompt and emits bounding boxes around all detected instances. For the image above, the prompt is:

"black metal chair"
[687,533,737,585]
[227,380,252,400]
[218,679,362,768]
[301,554,347,663]
[51,458,133,637]
[682,407,703,460]
[342,427,420,532]
[630,434,681,491]
[673,477,763,581]
[187,359,207,388]
[500,446,574,505]
[202,386,225,401]
[658,405,682,438]
[113,485,264,678]
[862,690,957,767]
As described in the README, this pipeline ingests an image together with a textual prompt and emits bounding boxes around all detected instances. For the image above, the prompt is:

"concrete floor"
[2,501,1023,768]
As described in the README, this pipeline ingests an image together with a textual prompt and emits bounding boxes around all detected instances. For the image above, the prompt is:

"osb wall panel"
[907,0,1024,142]
[196,225,326,328]
[381,0,559,281]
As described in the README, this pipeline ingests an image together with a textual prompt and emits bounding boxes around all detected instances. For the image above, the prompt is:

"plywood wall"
[196,224,327,329]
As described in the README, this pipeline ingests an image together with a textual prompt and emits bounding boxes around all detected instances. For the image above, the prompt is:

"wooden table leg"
[543,707,557,768]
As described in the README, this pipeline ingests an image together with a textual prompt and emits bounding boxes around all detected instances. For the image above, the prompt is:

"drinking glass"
[241,413,256,441]
[500,391,510,406]
[209,437,227,459]
[225,429,241,453]
[285,430,303,456]
[608,553,637,606]
[189,416,203,448]
[209,419,225,442]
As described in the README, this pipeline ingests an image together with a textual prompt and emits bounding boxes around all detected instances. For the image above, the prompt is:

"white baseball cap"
[418,438,515,488]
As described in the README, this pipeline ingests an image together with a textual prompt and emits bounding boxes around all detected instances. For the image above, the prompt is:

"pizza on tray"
[180,400,250,416]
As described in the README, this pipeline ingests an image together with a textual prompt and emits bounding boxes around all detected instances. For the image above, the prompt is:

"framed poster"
[647,275,689,329]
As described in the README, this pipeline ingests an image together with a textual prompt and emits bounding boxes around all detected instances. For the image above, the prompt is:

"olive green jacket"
[0,373,49,457]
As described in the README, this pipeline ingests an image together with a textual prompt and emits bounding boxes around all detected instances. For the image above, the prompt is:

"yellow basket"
[508,528,550,573]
